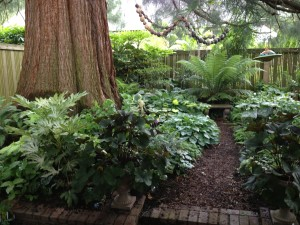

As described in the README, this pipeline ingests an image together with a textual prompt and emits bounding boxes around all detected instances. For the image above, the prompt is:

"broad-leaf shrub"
[1,92,96,206]
[1,93,165,207]
[110,31,173,88]
[140,89,219,149]
[234,88,300,212]
[231,87,300,143]
[141,89,211,116]
[0,26,25,45]
[121,89,219,173]
[1,90,220,208]
[0,97,21,148]
[159,113,219,148]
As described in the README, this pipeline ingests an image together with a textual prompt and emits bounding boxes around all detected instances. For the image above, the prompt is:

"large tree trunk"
[17,0,121,108]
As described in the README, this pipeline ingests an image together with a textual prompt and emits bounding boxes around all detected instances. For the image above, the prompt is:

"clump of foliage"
[141,89,211,116]
[177,50,259,103]
[0,93,166,207]
[110,30,173,88]
[0,26,24,45]
[0,97,22,148]
[233,88,300,212]
[0,90,220,209]
[122,88,219,174]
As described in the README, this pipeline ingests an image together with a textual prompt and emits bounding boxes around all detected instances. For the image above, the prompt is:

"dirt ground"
[142,120,267,212]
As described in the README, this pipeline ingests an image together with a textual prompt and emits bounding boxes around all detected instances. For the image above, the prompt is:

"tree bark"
[17,0,121,108]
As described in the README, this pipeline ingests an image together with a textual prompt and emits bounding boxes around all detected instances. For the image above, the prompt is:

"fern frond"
[178,56,208,77]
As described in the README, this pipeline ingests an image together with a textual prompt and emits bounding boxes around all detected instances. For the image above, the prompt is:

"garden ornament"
[135,4,229,46]
[270,208,298,225]
[111,177,136,211]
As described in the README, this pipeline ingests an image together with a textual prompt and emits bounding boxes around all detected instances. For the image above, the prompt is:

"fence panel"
[0,46,299,100]
[0,44,24,99]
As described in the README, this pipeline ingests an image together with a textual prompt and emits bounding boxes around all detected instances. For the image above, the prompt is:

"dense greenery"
[110,31,173,88]
[232,88,300,212]
[177,51,259,103]
[0,26,24,44]
[0,97,21,148]
[122,88,219,174]
[0,88,219,209]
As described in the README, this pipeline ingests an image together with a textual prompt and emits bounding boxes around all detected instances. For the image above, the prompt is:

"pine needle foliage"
[178,51,260,103]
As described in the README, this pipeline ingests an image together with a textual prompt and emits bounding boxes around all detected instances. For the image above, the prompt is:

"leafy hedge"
[0,26,24,45]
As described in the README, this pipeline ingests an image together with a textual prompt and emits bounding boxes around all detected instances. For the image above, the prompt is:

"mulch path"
[143,120,267,212]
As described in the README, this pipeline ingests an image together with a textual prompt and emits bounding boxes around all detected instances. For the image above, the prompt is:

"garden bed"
[142,120,268,212]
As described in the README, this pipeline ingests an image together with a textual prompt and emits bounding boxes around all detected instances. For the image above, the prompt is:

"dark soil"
[143,120,267,212]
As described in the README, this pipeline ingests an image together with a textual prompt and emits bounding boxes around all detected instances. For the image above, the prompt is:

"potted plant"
[96,110,163,210]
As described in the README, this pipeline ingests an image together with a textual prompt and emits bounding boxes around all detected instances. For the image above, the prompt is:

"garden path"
[142,120,267,211]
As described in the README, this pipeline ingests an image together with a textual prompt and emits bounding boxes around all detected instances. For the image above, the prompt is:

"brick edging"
[140,204,273,225]
[11,195,146,225]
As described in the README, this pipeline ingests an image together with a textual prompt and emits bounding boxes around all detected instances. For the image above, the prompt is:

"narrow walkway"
[142,121,263,211]
[139,121,272,224]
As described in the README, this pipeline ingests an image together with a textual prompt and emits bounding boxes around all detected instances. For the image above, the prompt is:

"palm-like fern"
[178,51,260,103]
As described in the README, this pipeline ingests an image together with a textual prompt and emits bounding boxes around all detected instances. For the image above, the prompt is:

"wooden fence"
[0,46,299,100]
[0,44,24,99]
[165,48,300,87]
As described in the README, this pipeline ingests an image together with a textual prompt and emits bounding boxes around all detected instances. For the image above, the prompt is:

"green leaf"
[134,169,153,186]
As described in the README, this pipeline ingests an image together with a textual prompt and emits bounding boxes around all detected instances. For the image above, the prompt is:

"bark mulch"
[143,120,267,212]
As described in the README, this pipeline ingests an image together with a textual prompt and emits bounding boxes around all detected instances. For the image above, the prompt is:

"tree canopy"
[142,0,300,26]
[0,0,24,25]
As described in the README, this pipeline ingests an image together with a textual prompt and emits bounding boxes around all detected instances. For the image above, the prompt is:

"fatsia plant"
[178,51,260,103]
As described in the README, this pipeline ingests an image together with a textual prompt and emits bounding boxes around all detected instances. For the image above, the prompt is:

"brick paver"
[140,206,275,225]
[198,211,208,224]
[10,196,277,225]
[219,213,229,225]
[11,195,146,225]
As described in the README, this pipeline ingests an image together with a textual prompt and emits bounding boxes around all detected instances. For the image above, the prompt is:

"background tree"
[141,0,299,51]
[107,0,125,30]
[142,0,300,25]
[16,0,120,108]
[0,0,24,25]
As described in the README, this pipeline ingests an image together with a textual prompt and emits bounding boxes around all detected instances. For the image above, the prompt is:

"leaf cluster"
[122,88,219,174]
[0,26,24,45]
[234,88,300,212]
[178,50,259,103]
[0,87,220,209]
[110,30,173,88]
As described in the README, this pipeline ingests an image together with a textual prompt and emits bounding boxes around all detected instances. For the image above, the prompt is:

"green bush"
[0,26,25,45]
[121,88,219,174]
[0,90,220,209]
[0,97,22,148]
[110,31,173,88]
[178,50,259,103]
[0,92,192,208]
[234,88,300,212]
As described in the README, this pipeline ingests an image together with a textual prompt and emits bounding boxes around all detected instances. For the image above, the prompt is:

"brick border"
[140,205,273,225]
[11,195,145,225]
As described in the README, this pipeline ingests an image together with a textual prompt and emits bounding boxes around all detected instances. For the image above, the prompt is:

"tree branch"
[259,0,300,13]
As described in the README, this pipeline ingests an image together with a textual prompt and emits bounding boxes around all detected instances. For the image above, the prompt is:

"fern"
[178,51,261,103]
